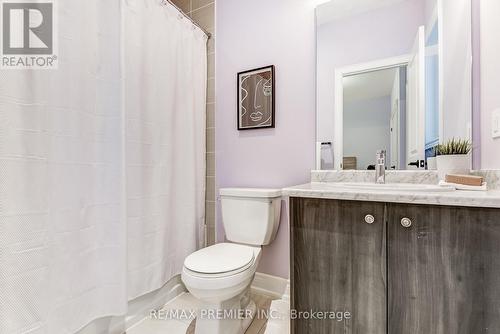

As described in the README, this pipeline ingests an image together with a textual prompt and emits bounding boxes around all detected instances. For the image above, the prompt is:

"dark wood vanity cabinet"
[290,197,500,334]
[388,203,500,334]
[290,198,387,333]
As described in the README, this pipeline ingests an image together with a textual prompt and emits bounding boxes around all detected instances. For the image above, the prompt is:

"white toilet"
[181,188,282,334]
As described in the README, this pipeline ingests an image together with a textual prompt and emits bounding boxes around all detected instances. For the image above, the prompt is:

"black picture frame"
[237,65,275,130]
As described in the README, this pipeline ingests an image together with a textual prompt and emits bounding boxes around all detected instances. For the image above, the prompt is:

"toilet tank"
[220,188,282,246]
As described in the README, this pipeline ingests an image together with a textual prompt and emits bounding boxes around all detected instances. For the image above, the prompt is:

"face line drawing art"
[263,76,272,96]
[254,78,264,109]
[239,75,250,118]
[257,114,272,126]
[250,77,264,122]
[257,75,273,125]
[238,66,274,129]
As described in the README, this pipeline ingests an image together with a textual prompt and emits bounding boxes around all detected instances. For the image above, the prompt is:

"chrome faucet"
[375,150,386,184]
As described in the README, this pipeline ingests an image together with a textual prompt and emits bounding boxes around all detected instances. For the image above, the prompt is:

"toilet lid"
[184,243,255,274]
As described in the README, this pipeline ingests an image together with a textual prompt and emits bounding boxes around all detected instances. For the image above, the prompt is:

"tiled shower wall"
[170,0,216,246]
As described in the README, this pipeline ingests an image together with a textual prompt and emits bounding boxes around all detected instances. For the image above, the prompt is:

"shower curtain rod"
[162,0,212,39]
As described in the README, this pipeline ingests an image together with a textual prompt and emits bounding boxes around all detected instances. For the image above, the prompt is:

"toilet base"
[194,290,256,334]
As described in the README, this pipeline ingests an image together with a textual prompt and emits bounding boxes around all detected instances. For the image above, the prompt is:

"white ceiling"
[316,0,409,25]
[343,67,398,103]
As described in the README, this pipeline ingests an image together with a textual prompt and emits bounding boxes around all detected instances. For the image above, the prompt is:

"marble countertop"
[282,182,500,209]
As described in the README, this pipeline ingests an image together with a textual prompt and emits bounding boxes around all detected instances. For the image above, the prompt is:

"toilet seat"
[184,243,256,278]
[181,244,262,300]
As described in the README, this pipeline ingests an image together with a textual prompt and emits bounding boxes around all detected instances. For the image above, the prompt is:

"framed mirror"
[316,0,472,170]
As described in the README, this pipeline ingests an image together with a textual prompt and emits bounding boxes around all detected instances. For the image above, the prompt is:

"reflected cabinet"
[290,198,500,334]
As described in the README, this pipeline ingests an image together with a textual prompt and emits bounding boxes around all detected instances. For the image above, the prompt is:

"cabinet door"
[388,203,500,333]
[290,198,387,334]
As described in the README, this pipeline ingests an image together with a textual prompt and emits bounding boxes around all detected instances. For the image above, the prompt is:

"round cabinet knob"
[364,214,375,224]
[401,217,412,228]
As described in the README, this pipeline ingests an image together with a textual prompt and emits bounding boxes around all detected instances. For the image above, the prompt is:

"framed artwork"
[237,65,275,130]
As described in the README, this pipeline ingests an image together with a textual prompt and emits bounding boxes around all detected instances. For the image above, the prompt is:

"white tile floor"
[126,292,276,334]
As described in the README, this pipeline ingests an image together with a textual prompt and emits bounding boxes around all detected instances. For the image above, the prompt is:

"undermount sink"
[330,182,456,193]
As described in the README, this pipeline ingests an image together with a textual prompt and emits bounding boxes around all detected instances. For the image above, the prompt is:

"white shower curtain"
[0,0,207,332]
[124,0,207,300]
[0,1,126,333]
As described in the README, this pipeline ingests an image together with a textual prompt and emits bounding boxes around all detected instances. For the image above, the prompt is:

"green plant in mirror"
[436,138,472,156]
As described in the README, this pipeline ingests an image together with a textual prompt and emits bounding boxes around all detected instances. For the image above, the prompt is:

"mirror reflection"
[316,0,472,170]
[343,66,408,170]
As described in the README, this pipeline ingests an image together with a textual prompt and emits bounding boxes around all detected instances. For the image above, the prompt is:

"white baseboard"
[251,272,289,299]
[263,279,291,334]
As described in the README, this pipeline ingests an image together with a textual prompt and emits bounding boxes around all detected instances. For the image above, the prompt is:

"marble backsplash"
[311,170,440,184]
[473,170,500,189]
[311,170,500,190]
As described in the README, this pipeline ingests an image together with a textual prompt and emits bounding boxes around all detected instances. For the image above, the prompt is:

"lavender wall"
[215,0,316,278]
